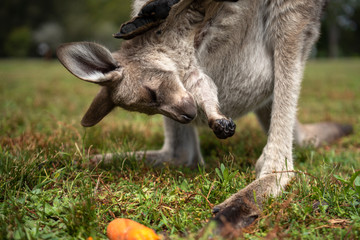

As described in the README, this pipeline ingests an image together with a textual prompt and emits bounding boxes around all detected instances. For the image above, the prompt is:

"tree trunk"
[328,22,340,58]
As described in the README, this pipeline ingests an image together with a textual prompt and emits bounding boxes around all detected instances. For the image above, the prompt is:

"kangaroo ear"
[81,87,115,127]
[57,42,123,84]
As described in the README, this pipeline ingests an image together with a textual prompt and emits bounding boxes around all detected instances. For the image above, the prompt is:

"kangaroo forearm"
[184,70,224,120]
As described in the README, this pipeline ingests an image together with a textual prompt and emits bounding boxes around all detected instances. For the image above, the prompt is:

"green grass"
[0,58,359,239]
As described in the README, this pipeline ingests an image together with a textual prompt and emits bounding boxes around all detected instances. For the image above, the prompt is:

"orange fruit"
[127,226,160,240]
[107,218,160,240]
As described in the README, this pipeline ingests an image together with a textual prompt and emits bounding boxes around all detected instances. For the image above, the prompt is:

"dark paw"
[114,0,180,39]
[139,0,180,19]
[114,16,160,39]
[211,118,236,139]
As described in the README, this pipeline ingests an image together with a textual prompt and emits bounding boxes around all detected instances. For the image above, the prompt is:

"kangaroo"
[57,0,353,231]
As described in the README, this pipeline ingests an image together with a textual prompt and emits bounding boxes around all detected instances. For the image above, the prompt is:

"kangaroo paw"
[114,16,162,39]
[114,0,180,39]
[210,118,236,139]
[139,0,180,19]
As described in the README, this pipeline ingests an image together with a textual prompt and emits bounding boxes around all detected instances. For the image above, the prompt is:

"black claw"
[212,118,236,139]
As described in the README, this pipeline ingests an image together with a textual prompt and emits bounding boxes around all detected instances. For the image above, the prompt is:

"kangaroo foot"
[209,118,236,139]
[212,195,260,230]
[88,151,165,167]
[89,149,203,168]
[89,153,115,166]
[211,174,285,233]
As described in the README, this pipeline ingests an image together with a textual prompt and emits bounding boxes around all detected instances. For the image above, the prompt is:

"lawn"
[0,58,359,239]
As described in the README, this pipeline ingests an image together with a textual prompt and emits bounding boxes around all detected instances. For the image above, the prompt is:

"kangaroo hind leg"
[91,117,204,168]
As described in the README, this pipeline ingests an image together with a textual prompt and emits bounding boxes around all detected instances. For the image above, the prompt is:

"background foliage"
[0,0,131,57]
[0,0,360,58]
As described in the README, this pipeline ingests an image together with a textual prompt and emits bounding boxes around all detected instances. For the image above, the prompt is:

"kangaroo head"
[57,0,213,127]
[57,41,197,127]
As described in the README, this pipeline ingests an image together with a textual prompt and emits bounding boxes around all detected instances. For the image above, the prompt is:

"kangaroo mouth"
[159,95,198,124]
[160,108,197,124]
[178,112,197,123]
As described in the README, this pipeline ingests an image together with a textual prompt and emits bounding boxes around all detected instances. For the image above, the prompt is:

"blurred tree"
[0,0,131,57]
[0,0,359,57]
[33,22,63,58]
[4,27,32,57]
[0,0,59,56]
[54,0,132,52]
[318,0,360,58]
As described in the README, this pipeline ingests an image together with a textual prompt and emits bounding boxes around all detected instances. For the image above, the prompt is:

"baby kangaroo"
[57,0,353,231]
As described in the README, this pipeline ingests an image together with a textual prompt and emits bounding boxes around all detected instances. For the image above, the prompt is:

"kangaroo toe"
[212,196,260,231]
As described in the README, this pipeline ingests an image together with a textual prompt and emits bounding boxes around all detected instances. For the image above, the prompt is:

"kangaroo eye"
[146,87,157,103]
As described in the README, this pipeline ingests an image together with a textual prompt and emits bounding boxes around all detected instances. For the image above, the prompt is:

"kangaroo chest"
[196,2,274,119]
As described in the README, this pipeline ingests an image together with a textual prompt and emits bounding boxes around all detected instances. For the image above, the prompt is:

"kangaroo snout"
[177,96,197,123]
[161,95,197,124]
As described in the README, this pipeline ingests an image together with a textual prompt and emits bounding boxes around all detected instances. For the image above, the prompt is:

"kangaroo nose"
[179,96,197,123]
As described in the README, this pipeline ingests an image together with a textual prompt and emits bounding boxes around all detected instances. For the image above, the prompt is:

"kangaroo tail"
[295,121,353,147]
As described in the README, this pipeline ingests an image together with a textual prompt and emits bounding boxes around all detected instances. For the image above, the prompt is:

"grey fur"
[57,0,353,231]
